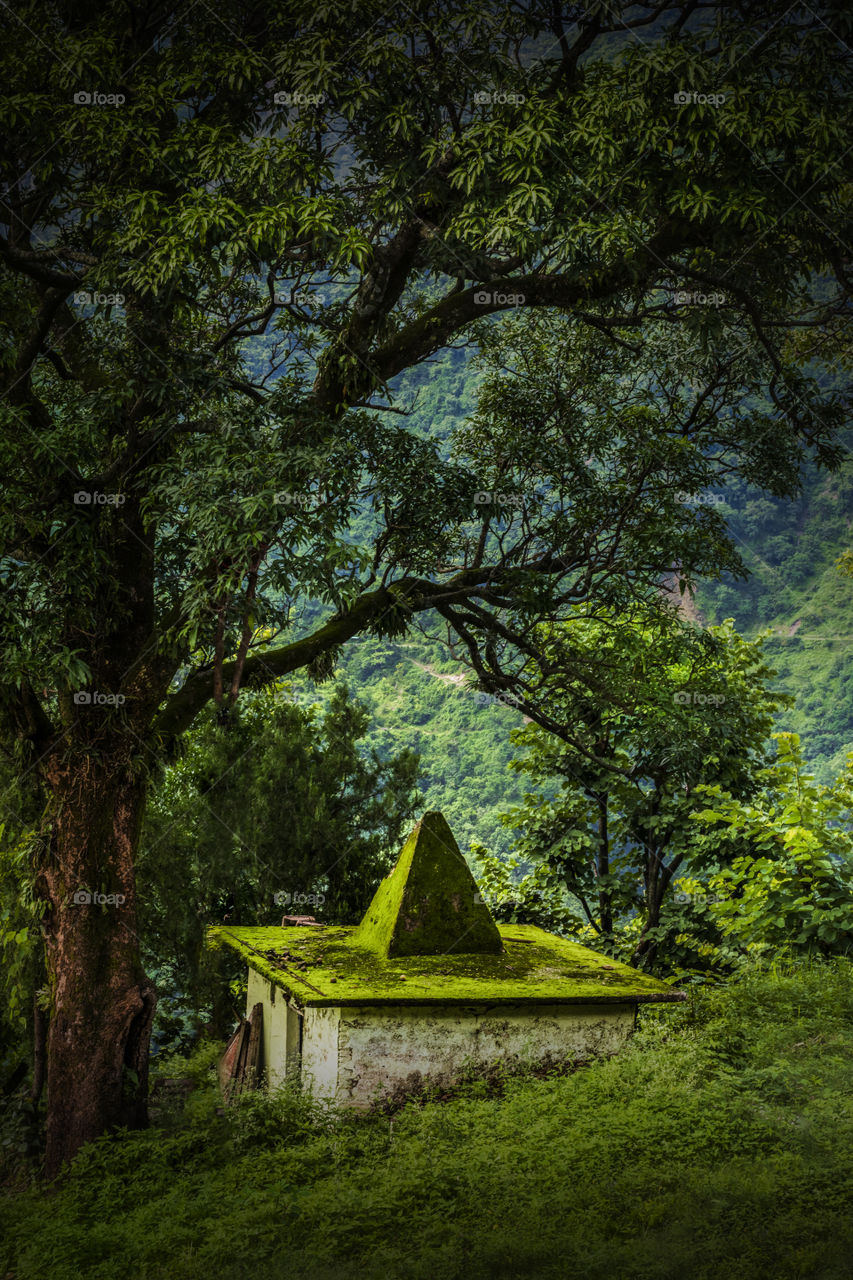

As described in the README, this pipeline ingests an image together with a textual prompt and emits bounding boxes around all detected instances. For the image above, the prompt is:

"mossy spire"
[353,811,504,957]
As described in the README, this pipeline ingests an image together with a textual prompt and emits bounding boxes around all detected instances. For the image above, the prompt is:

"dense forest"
[2,3,853,1278]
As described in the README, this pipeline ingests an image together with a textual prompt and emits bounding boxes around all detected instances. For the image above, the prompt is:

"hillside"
[292,359,853,856]
[695,450,853,781]
[334,635,528,857]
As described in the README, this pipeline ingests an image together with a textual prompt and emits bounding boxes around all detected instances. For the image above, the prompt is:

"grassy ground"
[3,959,853,1280]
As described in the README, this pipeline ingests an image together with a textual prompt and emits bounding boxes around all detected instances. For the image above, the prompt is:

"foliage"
[470,838,574,935]
[1,0,850,771]
[138,682,420,1048]
[3,959,853,1277]
[695,443,853,780]
[478,613,786,969]
[323,636,528,857]
[428,300,847,691]
[317,348,853,837]
[694,733,853,957]
[0,825,46,1095]
[0,828,43,1038]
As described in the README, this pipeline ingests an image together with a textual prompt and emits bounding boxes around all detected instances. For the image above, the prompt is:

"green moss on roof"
[353,810,503,957]
[209,813,684,1008]
[208,923,686,1009]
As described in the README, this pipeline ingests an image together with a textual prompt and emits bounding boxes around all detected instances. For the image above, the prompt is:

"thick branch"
[369,220,700,385]
[153,578,423,742]
[0,238,84,290]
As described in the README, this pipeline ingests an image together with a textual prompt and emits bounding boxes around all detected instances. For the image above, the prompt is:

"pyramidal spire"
[354,811,503,957]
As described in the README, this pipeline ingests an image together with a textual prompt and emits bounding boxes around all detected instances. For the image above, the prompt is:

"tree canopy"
[474,612,788,967]
[1,0,850,767]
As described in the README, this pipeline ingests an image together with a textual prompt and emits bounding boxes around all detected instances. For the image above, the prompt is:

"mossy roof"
[352,810,503,957]
[208,922,686,1009]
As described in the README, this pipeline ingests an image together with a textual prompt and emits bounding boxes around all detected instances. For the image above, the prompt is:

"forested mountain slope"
[291,352,853,852]
[695,449,853,781]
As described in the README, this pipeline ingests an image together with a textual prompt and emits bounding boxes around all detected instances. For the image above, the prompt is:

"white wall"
[246,969,301,1088]
[301,1006,341,1101]
[334,1001,635,1106]
[247,979,637,1106]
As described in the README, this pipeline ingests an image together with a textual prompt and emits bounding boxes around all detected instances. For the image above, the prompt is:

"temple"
[210,811,685,1105]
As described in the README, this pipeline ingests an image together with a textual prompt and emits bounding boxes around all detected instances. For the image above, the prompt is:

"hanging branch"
[228,542,269,706]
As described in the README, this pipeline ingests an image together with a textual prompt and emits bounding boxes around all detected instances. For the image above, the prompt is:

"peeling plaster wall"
[333,1002,636,1106]
[301,1006,341,1100]
[246,970,301,1088]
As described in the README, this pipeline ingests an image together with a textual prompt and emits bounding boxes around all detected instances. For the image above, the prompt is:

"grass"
[2,958,853,1279]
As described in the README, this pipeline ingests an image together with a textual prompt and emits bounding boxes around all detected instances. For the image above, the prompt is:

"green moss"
[208,922,685,1009]
[352,811,503,957]
[208,813,684,1008]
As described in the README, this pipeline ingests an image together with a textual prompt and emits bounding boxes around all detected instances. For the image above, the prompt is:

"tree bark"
[38,750,156,1180]
[632,850,666,969]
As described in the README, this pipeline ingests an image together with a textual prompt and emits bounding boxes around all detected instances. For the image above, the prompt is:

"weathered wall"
[301,1006,341,1100]
[246,969,301,1088]
[247,980,637,1105]
[334,1002,636,1106]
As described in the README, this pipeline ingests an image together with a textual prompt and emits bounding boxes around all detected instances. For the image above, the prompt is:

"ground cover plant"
[3,959,853,1280]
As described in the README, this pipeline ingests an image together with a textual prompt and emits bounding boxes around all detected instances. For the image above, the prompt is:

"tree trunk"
[632,850,665,968]
[38,752,156,1180]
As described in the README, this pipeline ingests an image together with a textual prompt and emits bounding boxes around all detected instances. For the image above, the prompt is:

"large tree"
[0,0,850,1175]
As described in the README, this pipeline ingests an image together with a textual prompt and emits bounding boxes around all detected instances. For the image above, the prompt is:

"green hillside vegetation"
[333,637,528,856]
[284,345,531,857]
[4,960,853,1280]
[277,637,528,859]
[300,360,853,850]
[243,302,853,848]
[265,364,853,876]
[695,449,853,781]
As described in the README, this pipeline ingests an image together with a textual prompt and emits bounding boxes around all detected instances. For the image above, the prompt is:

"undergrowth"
[2,958,853,1280]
